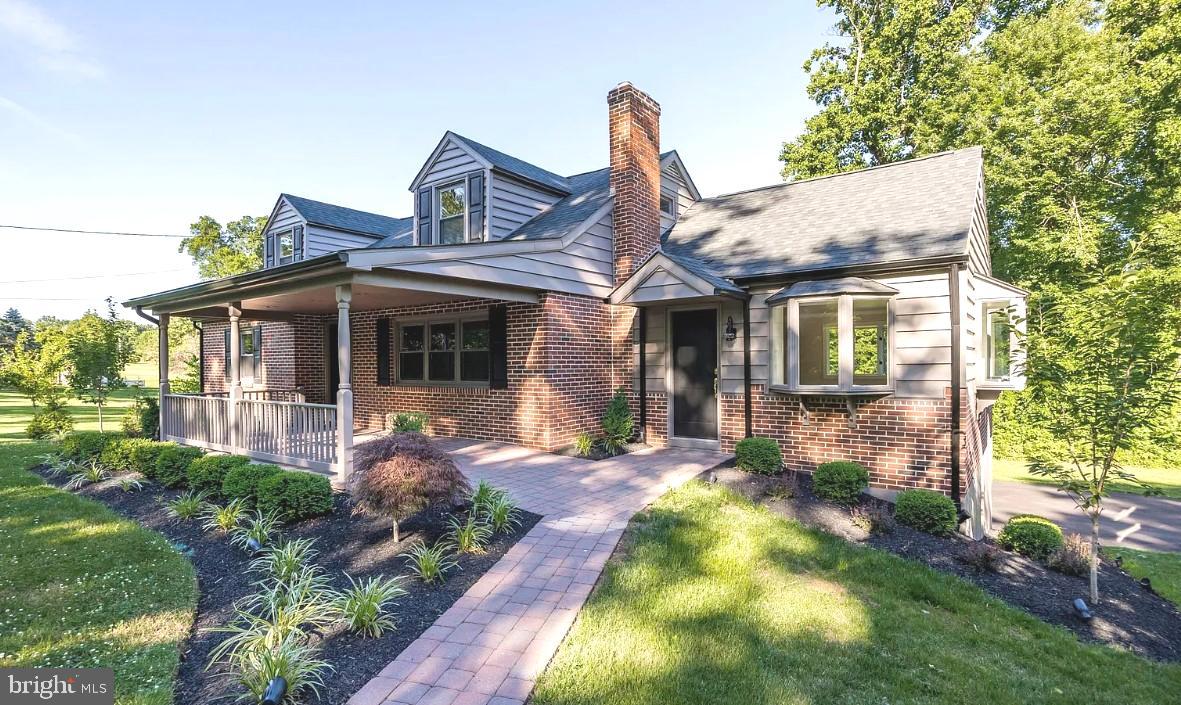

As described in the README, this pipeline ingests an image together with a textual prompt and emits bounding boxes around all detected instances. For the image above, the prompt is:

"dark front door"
[327,323,339,399]
[671,308,718,440]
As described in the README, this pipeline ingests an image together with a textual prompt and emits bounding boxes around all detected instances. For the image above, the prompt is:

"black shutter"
[252,325,262,378]
[467,172,485,242]
[265,233,275,268]
[223,328,231,381]
[417,187,433,245]
[489,304,508,389]
[293,225,304,261]
[376,318,391,385]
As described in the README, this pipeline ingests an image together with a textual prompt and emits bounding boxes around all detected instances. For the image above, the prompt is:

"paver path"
[349,439,730,705]
[992,480,1181,553]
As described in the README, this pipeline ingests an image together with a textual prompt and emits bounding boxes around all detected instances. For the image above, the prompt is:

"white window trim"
[434,180,468,246]
[775,294,895,394]
[981,300,1016,384]
[394,313,490,388]
[660,192,678,218]
[277,231,294,265]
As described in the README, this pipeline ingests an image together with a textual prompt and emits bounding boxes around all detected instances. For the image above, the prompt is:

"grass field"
[1102,547,1181,608]
[0,384,151,441]
[993,457,1181,499]
[532,483,1181,705]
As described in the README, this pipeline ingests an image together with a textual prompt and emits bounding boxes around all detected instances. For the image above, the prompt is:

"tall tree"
[63,299,137,432]
[179,215,267,279]
[780,0,988,179]
[0,327,68,409]
[0,308,32,353]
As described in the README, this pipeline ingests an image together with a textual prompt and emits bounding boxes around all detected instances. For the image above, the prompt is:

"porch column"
[335,285,354,483]
[158,313,169,441]
[228,302,242,451]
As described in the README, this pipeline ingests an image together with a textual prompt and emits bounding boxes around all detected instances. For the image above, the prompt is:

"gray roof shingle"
[662,147,983,280]
[283,194,413,245]
[451,133,572,194]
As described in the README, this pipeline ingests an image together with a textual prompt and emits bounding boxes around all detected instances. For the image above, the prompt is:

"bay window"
[770,279,897,393]
[985,304,1013,381]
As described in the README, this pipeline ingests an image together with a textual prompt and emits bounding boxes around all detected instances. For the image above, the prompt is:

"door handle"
[713,368,719,396]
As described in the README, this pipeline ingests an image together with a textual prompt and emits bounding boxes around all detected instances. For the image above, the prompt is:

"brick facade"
[608,82,662,287]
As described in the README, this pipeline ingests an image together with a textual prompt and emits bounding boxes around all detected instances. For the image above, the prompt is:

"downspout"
[948,263,964,515]
[134,306,158,326]
[638,307,647,442]
[193,321,204,392]
[742,299,752,438]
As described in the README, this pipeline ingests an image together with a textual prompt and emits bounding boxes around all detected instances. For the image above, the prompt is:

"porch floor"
[348,438,731,705]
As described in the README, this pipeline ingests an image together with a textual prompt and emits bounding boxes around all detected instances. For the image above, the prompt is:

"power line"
[0,268,189,285]
[0,224,188,238]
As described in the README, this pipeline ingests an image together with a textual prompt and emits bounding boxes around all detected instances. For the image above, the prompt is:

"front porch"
[146,265,543,483]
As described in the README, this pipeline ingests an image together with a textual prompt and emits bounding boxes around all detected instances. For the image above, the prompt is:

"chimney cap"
[607,81,661,111]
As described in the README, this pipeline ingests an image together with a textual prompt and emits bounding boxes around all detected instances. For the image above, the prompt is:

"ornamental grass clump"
[202,498,248,534]
[251,538,320,583]
[350,432,470,542]
[165,490,208,521]
[333,574,406,637]
[403,541,458,584]
[447,513,493,554]
[231,509,283,552]
[64,460,110,490]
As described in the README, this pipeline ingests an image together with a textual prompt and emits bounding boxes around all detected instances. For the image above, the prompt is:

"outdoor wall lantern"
[724,316,738,342]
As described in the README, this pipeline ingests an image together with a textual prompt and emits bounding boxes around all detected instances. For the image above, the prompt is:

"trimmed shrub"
[129,440,173,476]
[187,454,251,497]
[121,396,159,438]
[812,461,869,504]
[257,471,333,522]
[222,463,284,508]
[735,437,782,475]
[27,404,73,439]
[600,389,634,456]
[153,445,204,488]
[350,432,471,541]
[894,489,958,536]
[99,438,155,472]
[60,431,121,463]
[386,411,429,433]
[997,514,1064,560]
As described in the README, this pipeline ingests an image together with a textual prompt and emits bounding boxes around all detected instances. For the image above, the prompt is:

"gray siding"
[419,141,483,187]
[305,224,382,258]
[660,160,696,231]
[967,176,991,276]
[489,173,562,240]
[263,199,304,269]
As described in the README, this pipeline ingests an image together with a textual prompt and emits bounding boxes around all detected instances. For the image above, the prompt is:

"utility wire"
[0,268,189,285]
[0,224,188,238]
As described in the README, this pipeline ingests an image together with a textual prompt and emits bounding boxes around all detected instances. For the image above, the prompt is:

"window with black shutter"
[417,187,433,245]
[293,225,304,261]
[394,314,495,385]
[489,304,508,389]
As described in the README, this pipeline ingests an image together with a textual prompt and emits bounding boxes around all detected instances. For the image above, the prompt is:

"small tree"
[63,300,137,432]
[349,432,470,542]
[0,328,68,409]
[600,388,635,455]
[1026,263,1181,602]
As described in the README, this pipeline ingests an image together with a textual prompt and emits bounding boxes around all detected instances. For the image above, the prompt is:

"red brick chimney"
[608,82,661,287]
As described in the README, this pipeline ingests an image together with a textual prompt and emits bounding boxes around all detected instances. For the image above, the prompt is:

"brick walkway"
[348,439,729,705]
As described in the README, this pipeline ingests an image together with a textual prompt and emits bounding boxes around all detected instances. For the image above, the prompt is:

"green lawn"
[994,457,1181,499]
[0,385,150,441]
[533,483,1181,705]
[1102,547,1181,608]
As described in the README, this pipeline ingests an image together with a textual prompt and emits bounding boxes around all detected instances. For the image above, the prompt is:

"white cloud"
[0,0,104,78]
[0,94,86,146]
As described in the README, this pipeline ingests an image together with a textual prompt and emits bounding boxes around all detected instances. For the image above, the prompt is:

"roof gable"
[408,131,571,195]
[611,250,744,305]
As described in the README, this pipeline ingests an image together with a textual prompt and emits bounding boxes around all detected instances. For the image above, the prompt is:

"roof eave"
[731,253,971,287]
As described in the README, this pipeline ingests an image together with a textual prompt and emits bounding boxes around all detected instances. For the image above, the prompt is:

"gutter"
[732,253,970,288]
[948,262,964,515]
[134,306,159,326]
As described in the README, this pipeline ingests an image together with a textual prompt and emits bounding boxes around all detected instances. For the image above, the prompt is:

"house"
[125,82,1026,537]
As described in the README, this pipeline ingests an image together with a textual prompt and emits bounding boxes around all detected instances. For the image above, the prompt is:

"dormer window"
[660,194,677,218]
[437,181,467,245]
[278,232,294,264]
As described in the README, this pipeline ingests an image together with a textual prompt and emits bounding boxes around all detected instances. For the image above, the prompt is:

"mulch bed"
[704,466,1181,663]
[32,466,539,705]
[551,441,649,462]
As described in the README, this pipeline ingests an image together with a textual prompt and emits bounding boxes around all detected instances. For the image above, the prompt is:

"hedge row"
[56,432,333,522]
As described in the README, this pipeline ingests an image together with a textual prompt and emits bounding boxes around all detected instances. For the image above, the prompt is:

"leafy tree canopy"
[63,299,138,431]
[179,215,267,279]
[0,308,32,353]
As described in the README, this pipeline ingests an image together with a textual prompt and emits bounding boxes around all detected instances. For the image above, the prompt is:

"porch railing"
[161,393,338,475]
[198,388,307,403]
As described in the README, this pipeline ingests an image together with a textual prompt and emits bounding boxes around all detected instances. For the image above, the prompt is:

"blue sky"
[0,0,836,320]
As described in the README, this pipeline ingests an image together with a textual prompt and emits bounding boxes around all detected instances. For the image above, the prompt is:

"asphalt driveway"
[992,480,1181,553]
